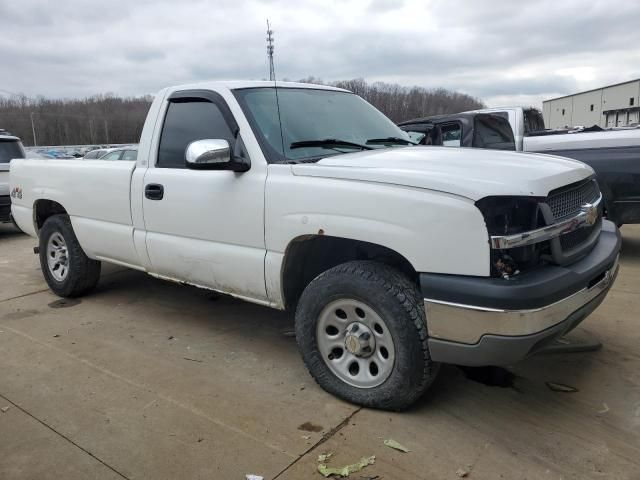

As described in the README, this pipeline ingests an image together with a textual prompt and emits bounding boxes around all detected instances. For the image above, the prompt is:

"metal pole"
[30,112,37,146]
[104,118,109,144]
[267,20,275,81]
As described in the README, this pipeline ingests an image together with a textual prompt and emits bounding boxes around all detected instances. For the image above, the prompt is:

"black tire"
[295,260,439,411]
[39,214,101,297]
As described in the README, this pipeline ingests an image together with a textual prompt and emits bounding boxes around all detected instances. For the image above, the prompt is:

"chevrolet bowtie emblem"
[581,203,598,226]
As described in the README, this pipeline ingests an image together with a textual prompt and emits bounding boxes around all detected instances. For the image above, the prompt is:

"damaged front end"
[475,196,547,278]
[476,178,604,279]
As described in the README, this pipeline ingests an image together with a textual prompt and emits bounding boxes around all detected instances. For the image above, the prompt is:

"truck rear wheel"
[295,260,439,410]
[39,214,101,298]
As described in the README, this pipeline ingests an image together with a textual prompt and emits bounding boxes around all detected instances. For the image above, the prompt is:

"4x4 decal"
[10,187,22,199]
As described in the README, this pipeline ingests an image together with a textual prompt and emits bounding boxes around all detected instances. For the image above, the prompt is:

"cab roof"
[163,80,350,93]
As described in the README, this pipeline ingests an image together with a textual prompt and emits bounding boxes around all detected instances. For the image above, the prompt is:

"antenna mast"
[267,20,275,81]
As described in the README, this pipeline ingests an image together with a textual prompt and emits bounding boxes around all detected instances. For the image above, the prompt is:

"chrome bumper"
[424,254,619,345]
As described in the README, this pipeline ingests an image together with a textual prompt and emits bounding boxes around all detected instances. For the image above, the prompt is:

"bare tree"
[0,94,152,146]
[299,77,485,122]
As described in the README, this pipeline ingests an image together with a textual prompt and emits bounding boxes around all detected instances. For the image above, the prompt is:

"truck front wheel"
[39,214,101,298]
[295,261,439,410]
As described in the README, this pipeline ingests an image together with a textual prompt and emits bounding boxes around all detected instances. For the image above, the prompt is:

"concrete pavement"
[1,223,639,479]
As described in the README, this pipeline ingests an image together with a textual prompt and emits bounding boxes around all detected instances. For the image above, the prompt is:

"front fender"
[265,167,490,277]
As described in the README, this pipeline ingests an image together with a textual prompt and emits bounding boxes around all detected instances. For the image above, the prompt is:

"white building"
[543,78,640,129]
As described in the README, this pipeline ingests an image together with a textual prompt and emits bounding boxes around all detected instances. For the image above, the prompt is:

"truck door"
[141,91,268,303]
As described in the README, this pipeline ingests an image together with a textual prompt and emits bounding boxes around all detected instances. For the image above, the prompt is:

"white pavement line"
[0,323,298,459]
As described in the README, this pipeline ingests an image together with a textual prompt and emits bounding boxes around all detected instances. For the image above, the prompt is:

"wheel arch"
[33,199,68,233]
[280,234,418,311]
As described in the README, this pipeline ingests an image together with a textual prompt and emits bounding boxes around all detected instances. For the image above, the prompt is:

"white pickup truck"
[10,81,621,410]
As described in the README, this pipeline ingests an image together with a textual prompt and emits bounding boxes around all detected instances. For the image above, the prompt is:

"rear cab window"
[523,109,545,134]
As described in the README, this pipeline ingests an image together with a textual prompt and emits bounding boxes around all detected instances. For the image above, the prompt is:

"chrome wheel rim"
[316,298,395,388]
[47,232,69,282]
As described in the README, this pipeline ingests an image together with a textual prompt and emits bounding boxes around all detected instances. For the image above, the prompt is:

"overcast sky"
[2,0,639,107]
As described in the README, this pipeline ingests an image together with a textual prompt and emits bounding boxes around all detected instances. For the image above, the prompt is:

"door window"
[157,100,234,168]
[472,115,515,150]
[440,123,462,147]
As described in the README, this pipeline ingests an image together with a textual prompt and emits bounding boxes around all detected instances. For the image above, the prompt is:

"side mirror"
[185,139,249,172]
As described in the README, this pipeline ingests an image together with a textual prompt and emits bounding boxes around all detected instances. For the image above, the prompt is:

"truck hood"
[291,146,593,200]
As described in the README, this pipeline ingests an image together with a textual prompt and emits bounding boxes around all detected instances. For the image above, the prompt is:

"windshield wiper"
[290,139,373,151]
[366,136,418,145]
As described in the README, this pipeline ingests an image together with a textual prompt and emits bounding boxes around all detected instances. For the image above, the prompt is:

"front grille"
[560,218,601,251]
[547,179,599,220]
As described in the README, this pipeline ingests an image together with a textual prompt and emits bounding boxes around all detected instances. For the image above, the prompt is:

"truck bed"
[10,159,138,262]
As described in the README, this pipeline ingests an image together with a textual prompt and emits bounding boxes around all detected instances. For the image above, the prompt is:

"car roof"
[163,80,349,94]
[398,111,501,126]
[102,147,138,152]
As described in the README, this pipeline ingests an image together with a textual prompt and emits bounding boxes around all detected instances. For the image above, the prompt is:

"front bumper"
[0,195,11,222]
[421,220,621,366]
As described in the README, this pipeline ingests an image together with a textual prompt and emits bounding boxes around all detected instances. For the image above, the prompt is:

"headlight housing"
[475,196,548,278]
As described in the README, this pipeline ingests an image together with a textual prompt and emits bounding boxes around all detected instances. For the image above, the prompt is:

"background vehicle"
[401,107,640,225]
[82,148,115,159]
[0,131,25,223]
[9,81,620,410]
[399,112,516,150]
[98,147,138,161]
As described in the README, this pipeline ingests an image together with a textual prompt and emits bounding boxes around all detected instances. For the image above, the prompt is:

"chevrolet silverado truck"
[402,107,640,226]
[10,82,621,410]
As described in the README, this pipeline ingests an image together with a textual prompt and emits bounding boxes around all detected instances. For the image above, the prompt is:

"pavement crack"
[0,288,50,304]
[0,324,295,459]
[0,392,131,480]
[0,269,128,305]
[272,406,362,480]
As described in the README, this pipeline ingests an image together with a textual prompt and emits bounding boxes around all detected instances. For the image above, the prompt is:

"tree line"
[0,94,152,147]
[0,79,484,146]
[299,77,485,123]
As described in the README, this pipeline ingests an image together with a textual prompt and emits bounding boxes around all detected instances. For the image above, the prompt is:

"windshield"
[0,140,25,163]
[234,87,411,162]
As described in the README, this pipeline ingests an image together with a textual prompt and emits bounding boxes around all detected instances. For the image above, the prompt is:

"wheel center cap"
[344,322,375,357]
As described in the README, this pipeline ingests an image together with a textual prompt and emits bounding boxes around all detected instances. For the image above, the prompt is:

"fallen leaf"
[245,475,263,480]
[545,381,578,393]
[456,467,469,477]
[317,452,333,462]
[317,455,375,478]
[598,403,610,414]
[383,439,410,453]
[1,406,10,413]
